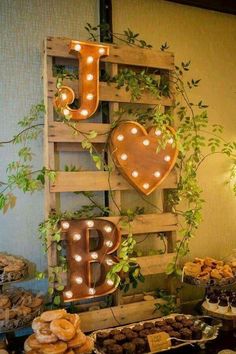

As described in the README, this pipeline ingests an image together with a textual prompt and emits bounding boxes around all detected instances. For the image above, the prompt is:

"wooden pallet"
[43,37,177,330]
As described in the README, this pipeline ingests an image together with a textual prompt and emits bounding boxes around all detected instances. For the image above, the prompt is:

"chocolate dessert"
[96,331,110,345]
[132,324,144,333]
[108,344,123,354]
[122,342,136,354]
[113,334,127,344]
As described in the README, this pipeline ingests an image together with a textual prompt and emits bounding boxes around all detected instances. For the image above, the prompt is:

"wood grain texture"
[79,299,164,332]
[46,37,175,70]
[137,253,175,275]
[50,170,177,192]
[59,213,178,236]
[48,121,110,143]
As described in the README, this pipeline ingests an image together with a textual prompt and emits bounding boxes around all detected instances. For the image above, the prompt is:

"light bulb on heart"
[109,121,178,195]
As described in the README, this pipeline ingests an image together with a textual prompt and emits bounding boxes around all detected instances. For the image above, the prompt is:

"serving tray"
[90,314,221,353]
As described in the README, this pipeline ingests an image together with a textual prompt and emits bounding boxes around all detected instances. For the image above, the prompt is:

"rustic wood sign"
[54,40,109,120]
[109,121,178,195]
[61,219,121,302]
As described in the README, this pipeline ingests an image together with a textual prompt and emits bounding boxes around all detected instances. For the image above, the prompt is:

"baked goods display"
[0,288,43,333]
[202,288,236,317]
[24,308,94,353]
[0,253,28,284]
[183,257,236,286]
[92,314,220,353]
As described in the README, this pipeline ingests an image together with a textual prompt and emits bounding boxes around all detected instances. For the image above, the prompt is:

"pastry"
[113,334,126,344]
[96,332,109,345]
[67,330,86,348]
[41,309,67,322]
[107,344,123,354]
[74,336,94,353]
[103,339,117,348]
[132,324,143,332]
[184,262,201,277]
[122,342,136,353]
[50,319,76,341]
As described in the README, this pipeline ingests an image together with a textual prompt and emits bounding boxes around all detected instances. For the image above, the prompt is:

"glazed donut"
[24,337,32,352]
[36,328,58,344]
[41,309,67,322]
[66,350,75,354]
[67,330,86,348]
[66,313,80,329]
[38,341,67,354]
[74,337,94,354]
[0,295,10,308]
[32,316,49,332]
[0,350,9,354]
[27,334,42,349]
[50,318,75,341]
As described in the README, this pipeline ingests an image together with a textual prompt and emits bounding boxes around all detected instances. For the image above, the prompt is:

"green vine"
[0,102,56,213]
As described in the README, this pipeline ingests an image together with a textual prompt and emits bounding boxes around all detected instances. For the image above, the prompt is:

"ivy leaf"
[53,295,61,305]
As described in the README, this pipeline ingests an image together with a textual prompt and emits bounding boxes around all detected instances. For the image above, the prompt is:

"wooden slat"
[50,170,177,192]
[43,42,58,291]
[79,299,164,332]
[137,253,175,276]
[60,213,178,236]
[48,122,109,143]
[46,37,175,70]
[55,142,104,152]
[48,78,173,106]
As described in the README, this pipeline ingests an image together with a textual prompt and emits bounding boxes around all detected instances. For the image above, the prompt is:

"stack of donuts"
[24,309,94,354]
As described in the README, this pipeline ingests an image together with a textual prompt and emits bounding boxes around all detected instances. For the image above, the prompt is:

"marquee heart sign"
[109,121,178,195]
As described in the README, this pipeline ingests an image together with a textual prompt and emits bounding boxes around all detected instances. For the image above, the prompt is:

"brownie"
[108,344,123,354]
[182,319,194,328]
[110,329,121,337]
[190,327,202,340]
[149,328,159,334]
[169,331,181,339]
[143,322,154,329]
[166,318,175,325]
[169,331,181,346]
[113,334,127,344]
[161,325,173,333]
[126,331,138,341]
[175,315,186,322]
[122,342,136,354]
[155,320,166,327]
[172,322,183,330]
[103,339,117,347]
[132,324,144,332]
[139,329,150,338]
[96,331,110,345]
[132,338,146,353]
[180,328,192,340]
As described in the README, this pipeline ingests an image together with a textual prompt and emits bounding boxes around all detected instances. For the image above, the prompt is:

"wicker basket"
[0,253,28,284]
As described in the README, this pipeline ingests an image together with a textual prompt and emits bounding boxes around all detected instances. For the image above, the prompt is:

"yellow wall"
[112,0,236,260]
